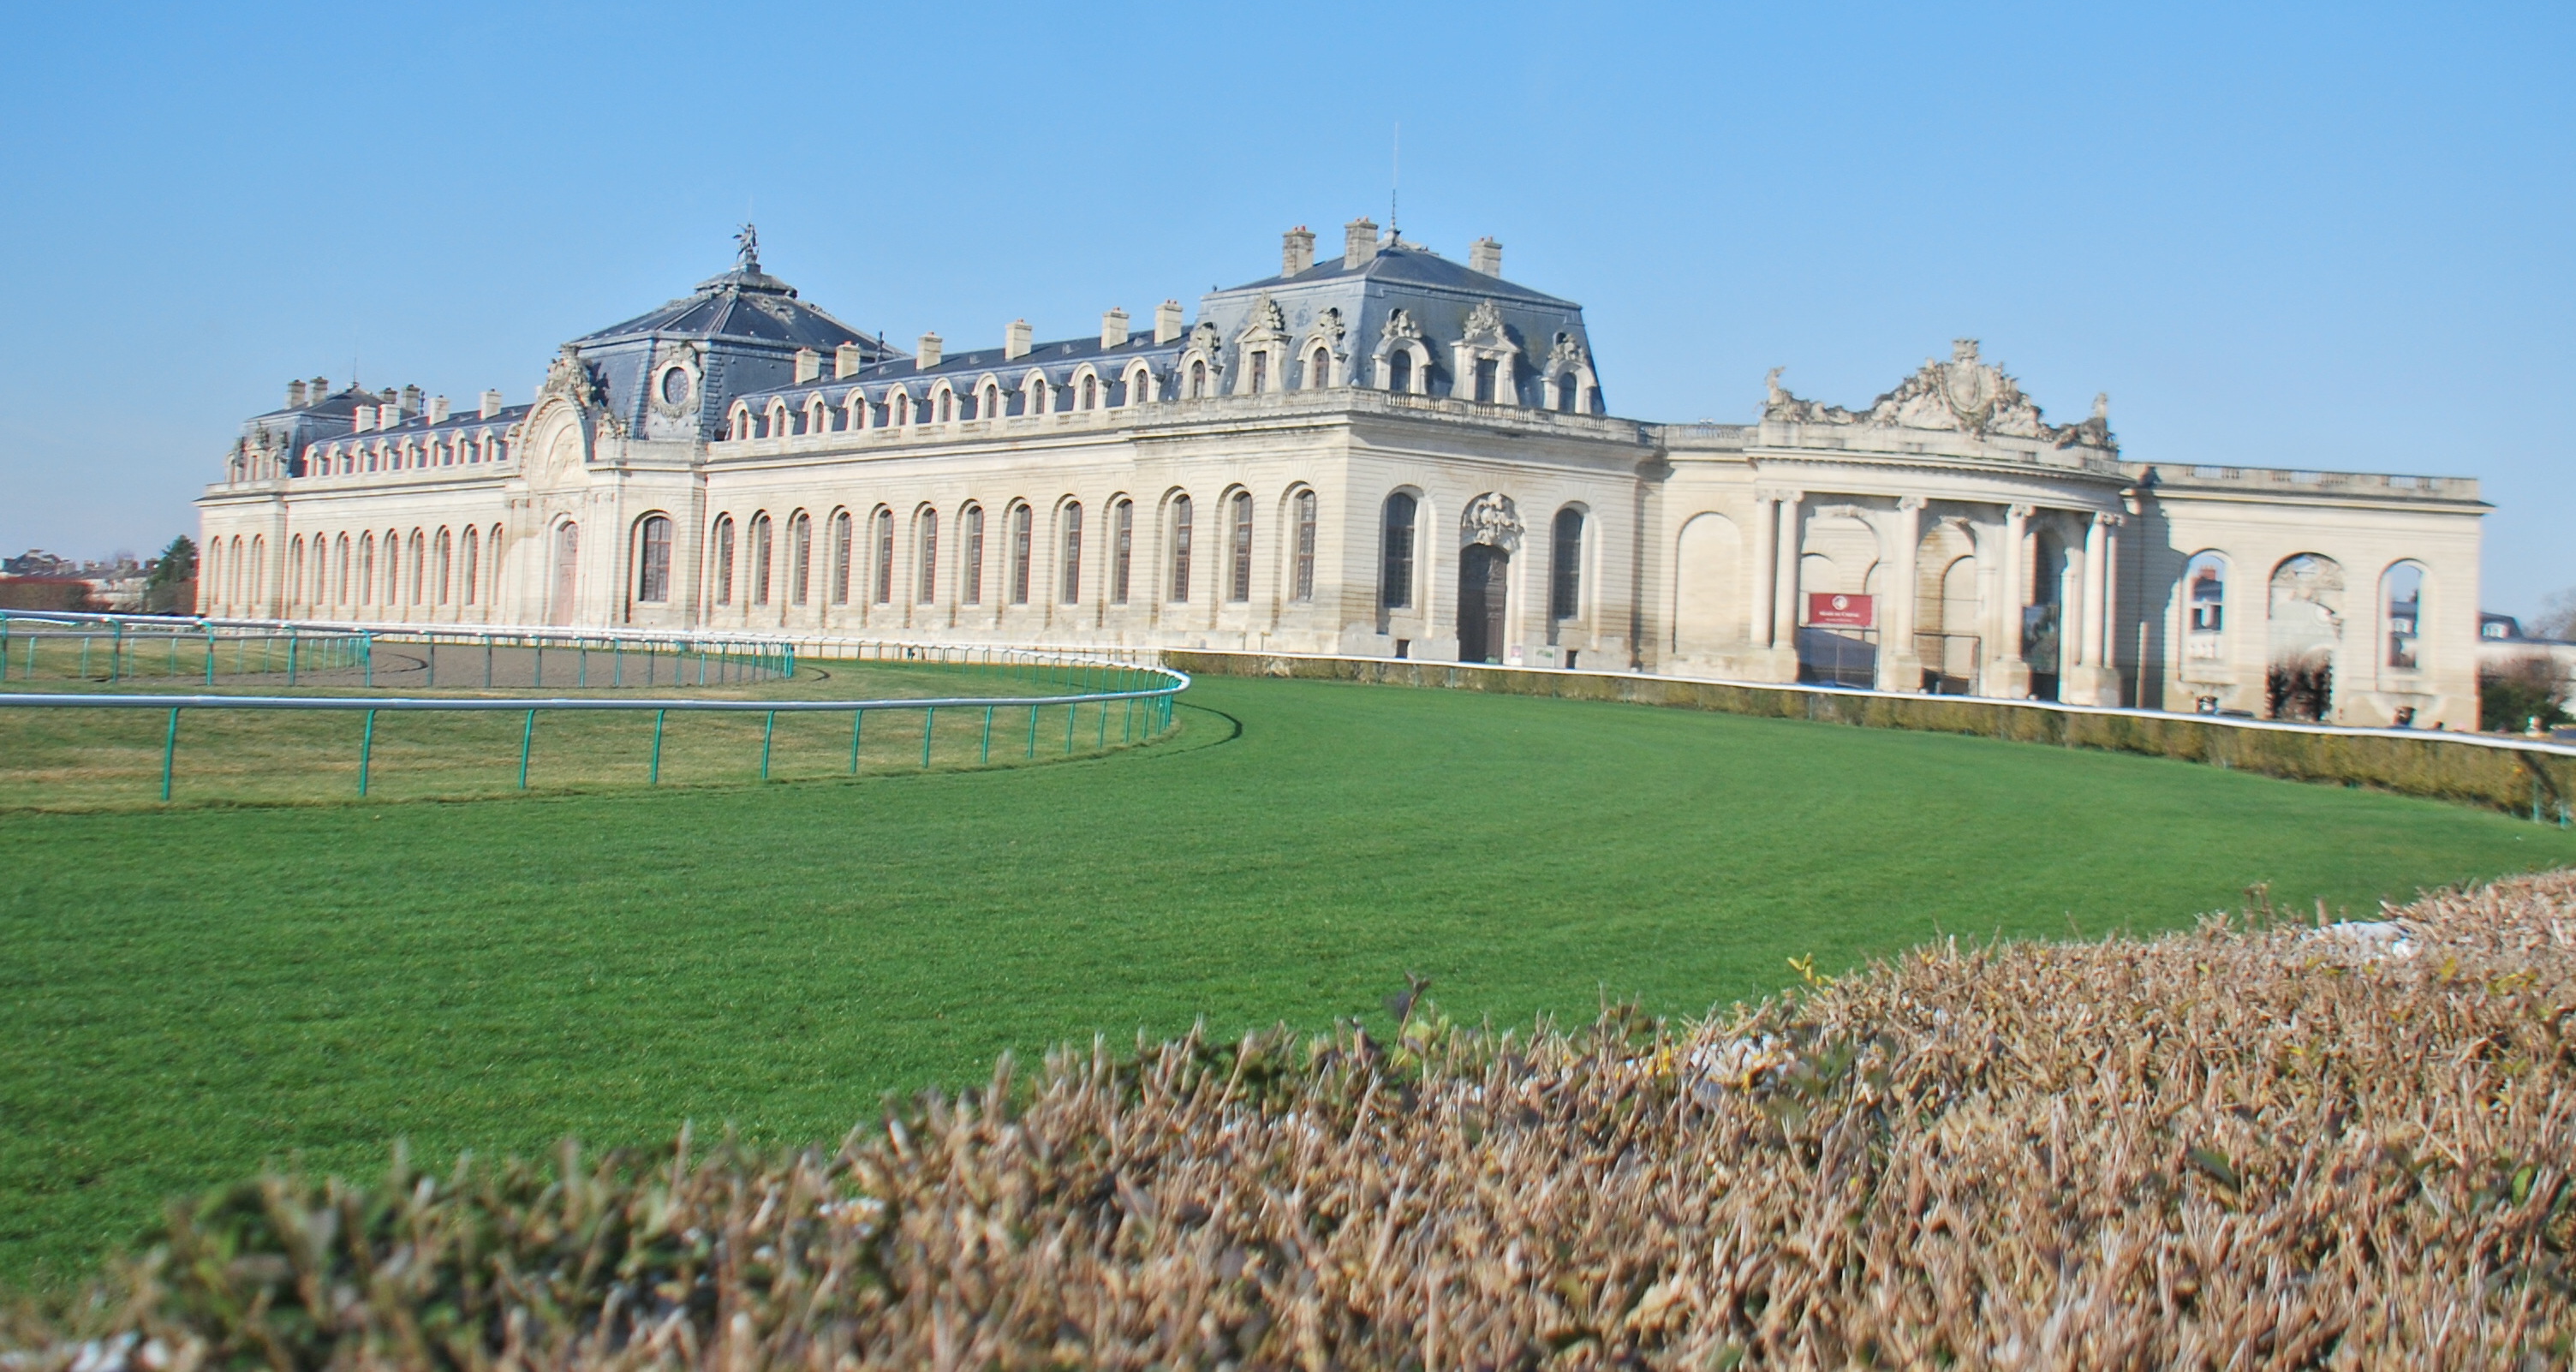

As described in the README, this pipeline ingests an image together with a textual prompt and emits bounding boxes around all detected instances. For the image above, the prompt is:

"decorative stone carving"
[1380,307,1421,343]
[1462,299,1510,350]
[1547,331,1589,373]
[1235,295,1286,343]
[1309,307,1345,345]
[1460,492,1523,551]
[540,346,623,439]
[1762,342,2116,450]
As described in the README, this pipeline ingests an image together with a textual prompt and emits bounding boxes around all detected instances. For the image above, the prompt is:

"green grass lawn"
[3,672,2571,1288]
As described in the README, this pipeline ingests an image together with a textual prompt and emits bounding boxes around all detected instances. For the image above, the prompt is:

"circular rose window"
[659,367,692,406]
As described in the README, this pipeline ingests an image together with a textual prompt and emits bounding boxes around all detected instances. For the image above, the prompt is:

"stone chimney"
[834,342,864,379]
[401,384,423,415]
[1101,307,1130,349]
[479,389,504,419]
[1154,300,1184,344]
[1282,225,1315,276]
[310,376,330,402]
[794,348,821,384]
[1470,236,1503,276]
[287,379,307,409]
[353,404,376,432]
[916,331,943,370]
[428,395,450,424]
[1004,319,1033,360]
[1343,217,1380,270]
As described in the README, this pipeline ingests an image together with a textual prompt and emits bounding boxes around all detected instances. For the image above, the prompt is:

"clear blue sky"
[1,2,2566,614]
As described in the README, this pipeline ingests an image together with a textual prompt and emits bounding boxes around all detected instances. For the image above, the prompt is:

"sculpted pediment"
[1763,341,2114,451]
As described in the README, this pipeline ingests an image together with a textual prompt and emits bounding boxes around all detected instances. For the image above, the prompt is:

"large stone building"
[199,222,2487,726]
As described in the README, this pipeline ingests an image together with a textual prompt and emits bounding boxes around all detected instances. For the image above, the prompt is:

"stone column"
[1880,497,1925,691]
[1748,492,1779,648]
[1989,504,2033,699]
[2079,514,2108,668]
[2063,511,2125,706]
[1773,492,1804,659]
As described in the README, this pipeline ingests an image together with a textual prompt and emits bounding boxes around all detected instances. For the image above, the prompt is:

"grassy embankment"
[3,671,2571,1287]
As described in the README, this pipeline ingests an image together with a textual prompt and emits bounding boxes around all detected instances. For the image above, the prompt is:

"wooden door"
[1458,544,1509,664]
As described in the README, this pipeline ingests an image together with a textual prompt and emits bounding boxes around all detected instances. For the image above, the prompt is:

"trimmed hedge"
[1167,651,2576,818]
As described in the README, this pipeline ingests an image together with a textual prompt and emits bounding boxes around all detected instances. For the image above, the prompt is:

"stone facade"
[198,224,2489,727]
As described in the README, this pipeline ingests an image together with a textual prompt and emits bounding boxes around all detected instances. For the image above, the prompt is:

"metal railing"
[0,614,1188,804]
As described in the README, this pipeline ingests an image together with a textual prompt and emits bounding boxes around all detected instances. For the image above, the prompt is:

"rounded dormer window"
[659,366,693,406]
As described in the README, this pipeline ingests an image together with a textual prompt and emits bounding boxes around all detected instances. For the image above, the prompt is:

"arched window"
[408,531,426,605]
[1061,502,1083,603]
[1169,495,1194,601]
[1550,508,1584,621]
[1558,373,1579,414]
[830,510,853,605]
[1228,491,1254,602]
[1309,347,1332,389]
[980,382,1001,420]
[1027,379,1050,415]
[807,398,829,433]
[1380,492,1417,610]
[1080,375,1097,410]
[1388,350,1413,395]
[872,509,895,605]
[1473,358,1500,403]
[2185,551,2226,643]
[2382,561,2425,669]
[435,528,453,605]
[1112,498,1135,605]
[1292,489,1317,603]
[1249,350,1270,394]
[334,534,351,605]
[895,391,913,426]
[1009,504,1034,604]
[936,389,953,424]
[1189,359,1208,399]
[788,512,812,606]
[462,527,480,605]
[1125,367,1151,405]
[916,509,939,605]
[748,515,773,605]
[712,516,736,606]
[287,537,305,606]
[635,516,673,604]
[359,533,376,605]
[963,505,986,605]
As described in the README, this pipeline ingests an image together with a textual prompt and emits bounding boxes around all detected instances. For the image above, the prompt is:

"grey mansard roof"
[572,264,878,353]
[1226,237,1578,309]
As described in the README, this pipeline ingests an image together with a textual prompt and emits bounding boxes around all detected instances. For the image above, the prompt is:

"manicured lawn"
[3,673,2569,1287]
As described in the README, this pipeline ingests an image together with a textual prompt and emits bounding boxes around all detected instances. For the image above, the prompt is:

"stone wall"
[1165,651,2576,819]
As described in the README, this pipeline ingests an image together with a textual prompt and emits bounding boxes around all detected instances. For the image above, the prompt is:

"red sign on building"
[1806,592,1874,629]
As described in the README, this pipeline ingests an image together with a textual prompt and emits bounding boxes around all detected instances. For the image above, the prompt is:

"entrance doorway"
[1458,544,1509,664]
[549,522,579,625]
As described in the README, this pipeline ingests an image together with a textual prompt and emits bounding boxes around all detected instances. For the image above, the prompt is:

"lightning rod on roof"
[1389,122,1400,242]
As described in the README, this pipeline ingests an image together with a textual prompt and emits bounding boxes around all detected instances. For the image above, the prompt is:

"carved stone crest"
[1462,300,1510,349]
[1236,295,1286,343]
[1380,307,1421,343]
[1760,343,2114,450]
[1461,492,1523,551]
[540,346,623,438]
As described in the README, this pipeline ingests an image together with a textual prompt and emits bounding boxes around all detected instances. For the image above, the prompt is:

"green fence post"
[534,641,544,689]
[112,621,123,683]
[850,709,864,773]
[0,617,9,683]
[1098,699,1108,750]
[1028,703,1040,759]
[205,628,216,685]
[160,707,179,802]
[425,633,437,689]
[921,707,936,768]
[363,635,373,689]
[359,709,376,796]
[651,708,665,785]
[519,709,536,790]
[613,640,623,689]
[1124,696,1134,743]
[761,710,776,781]
[286,629,298,685]
[485,638,494,688]
[981,705,994,764]
[1064,701,1076,755]
[578,641,587,689]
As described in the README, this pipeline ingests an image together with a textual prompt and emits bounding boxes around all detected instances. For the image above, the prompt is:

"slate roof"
[835,331,1179,389]
[1221,239,1578,308]
[572,264,877,354]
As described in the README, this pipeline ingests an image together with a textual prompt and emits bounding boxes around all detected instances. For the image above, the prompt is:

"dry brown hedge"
[15,875,2576,1370]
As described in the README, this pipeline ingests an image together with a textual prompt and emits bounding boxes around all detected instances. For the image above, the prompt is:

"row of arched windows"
[203,524,504,615]
[2181,550,2430,670]
[297,431,511,478]
[728,362,1162,441]
[684,487,1322,613]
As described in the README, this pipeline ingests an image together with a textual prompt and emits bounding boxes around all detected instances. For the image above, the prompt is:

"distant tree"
[145,536,198,614]
[2479,655,2572,733]
[2531,586,2576,642]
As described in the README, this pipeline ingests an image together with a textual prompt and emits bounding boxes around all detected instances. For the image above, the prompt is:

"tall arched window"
[1189,360,1208,398]
[1292,489,1317,602]
[462,527,480,605]
[1388,350,1413,395]
[1309,347,1331,389]
[1112,498,1135,605]
[358,534,375,605]
[1558,373,1580,413]
[1061,502,1083,603]
[748,515,773,605]
[1125,367,1151,405]
[712,516,736,606]
[1009,504,1034,604]
[408,531,426,605]
[1380,492,1417,610]
[2185,551,2227,647]
[636,516,673,603]
[831,510,853,605]
[1169,495,1194,601]
[872,509,895,605]
[287,538,306,607]
[895,391,913,426]
[963,505,986,605]
[916,509,939,605]
[936,390,953,424]
[1473,358,1499,403]
[1228,491,1254,602]
[435,528,453,605]
[1027,379,1050,415]
[1249,351,1269,394]
[788,512,812,606]
[1550,508,1584,622]
[2382,561,2425,669]
[1080,375,1097,410]
[336,534,352,605]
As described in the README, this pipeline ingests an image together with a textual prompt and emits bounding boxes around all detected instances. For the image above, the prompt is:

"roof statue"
[1762,340,2117,450]
[735,223,760,273]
